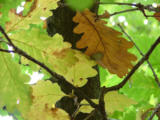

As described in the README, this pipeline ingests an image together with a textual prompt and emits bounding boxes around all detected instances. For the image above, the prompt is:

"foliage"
[0,0,160,120]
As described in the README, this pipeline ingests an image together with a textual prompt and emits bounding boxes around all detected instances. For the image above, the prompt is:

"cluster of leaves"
[0,0,160,120]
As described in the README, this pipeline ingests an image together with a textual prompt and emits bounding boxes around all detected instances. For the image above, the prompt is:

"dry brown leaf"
[154,12,160,21]
[98,11,110,19]
[73,9,137,77]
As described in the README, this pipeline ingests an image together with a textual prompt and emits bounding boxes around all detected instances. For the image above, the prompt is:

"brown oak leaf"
[154,12,160,21]
[73,9,137,77]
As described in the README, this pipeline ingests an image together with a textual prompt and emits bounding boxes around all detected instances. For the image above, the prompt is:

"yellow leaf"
[24,80,70,120]
[79,99,98,113]
[105,91,137,114]
[79,92,136,114]
[73,9,137,77]
[64,51,97,87]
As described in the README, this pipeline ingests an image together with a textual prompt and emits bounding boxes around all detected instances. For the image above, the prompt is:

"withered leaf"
[154,12,160,21]
[73,9,137,77]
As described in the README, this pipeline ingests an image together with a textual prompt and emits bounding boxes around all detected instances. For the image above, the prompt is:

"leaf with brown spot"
[24,81,69,120]
[73,9,137,77]
[6,0,59,31]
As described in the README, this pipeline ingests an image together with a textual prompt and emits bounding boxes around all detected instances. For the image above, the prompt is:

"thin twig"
[97,2,160,18]
[84,110,96,120]
[97,2,160,12]
[97,2,137,6]
[148,104,160,120]
[0,38,10,45]
[110,8,139,16]
[117,24,160,87]
[104,36,160,94]
[0,26,98,109]
[0,49,15,53]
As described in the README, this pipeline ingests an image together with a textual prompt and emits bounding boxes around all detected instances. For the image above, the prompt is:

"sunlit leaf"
[6,0,59,31]
[0,53,31,114]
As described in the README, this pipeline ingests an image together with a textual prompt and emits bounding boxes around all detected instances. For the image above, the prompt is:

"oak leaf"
[64,51,97,87]
[0,53,31,114]
[154,12,160,21]
[10,27,96,87]
[10,27,77,74]
[6,0,59,31]
[73,9,137,77]
[79,91,137,114]
[24,80,69,120]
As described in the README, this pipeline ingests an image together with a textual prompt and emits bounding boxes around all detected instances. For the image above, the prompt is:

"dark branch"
[0,48,15,53]
[104,36,160,94]
[0,26,98,109]
[99,87,108,120]
[97,2,137,6]
[110,8,139,16]
[97,2,160,18]
[148,104,160,120]
[117,24,160,87]
[97,2,160,12]
[0,26,16,48]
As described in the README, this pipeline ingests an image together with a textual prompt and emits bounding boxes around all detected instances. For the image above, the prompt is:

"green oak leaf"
[0,53,31,114]
[120,70,160,102]
[0,0,23,27]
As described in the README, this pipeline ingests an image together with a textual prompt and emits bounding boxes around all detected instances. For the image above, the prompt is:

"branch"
[104,36,160,94]
[0,48,15,53]
[0,26,98,109]
[110,8,139,16]
[97,2,137,7]
[148,104,160,120]
[98,2,160,12]
[117,24,160,87]
[99,87,108,120]
[97,2,160,18]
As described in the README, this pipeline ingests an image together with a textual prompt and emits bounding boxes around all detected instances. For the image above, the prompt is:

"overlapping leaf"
[79,91,136,114]
[105,91,137,114]
[0,53,31,114]
[24,80,70,120]
[10,27,77,72]
[10,27,97,86]
[0,0,23,26]
[6,0,59,31]
[64,51,97,87]
[73,9,137,77]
